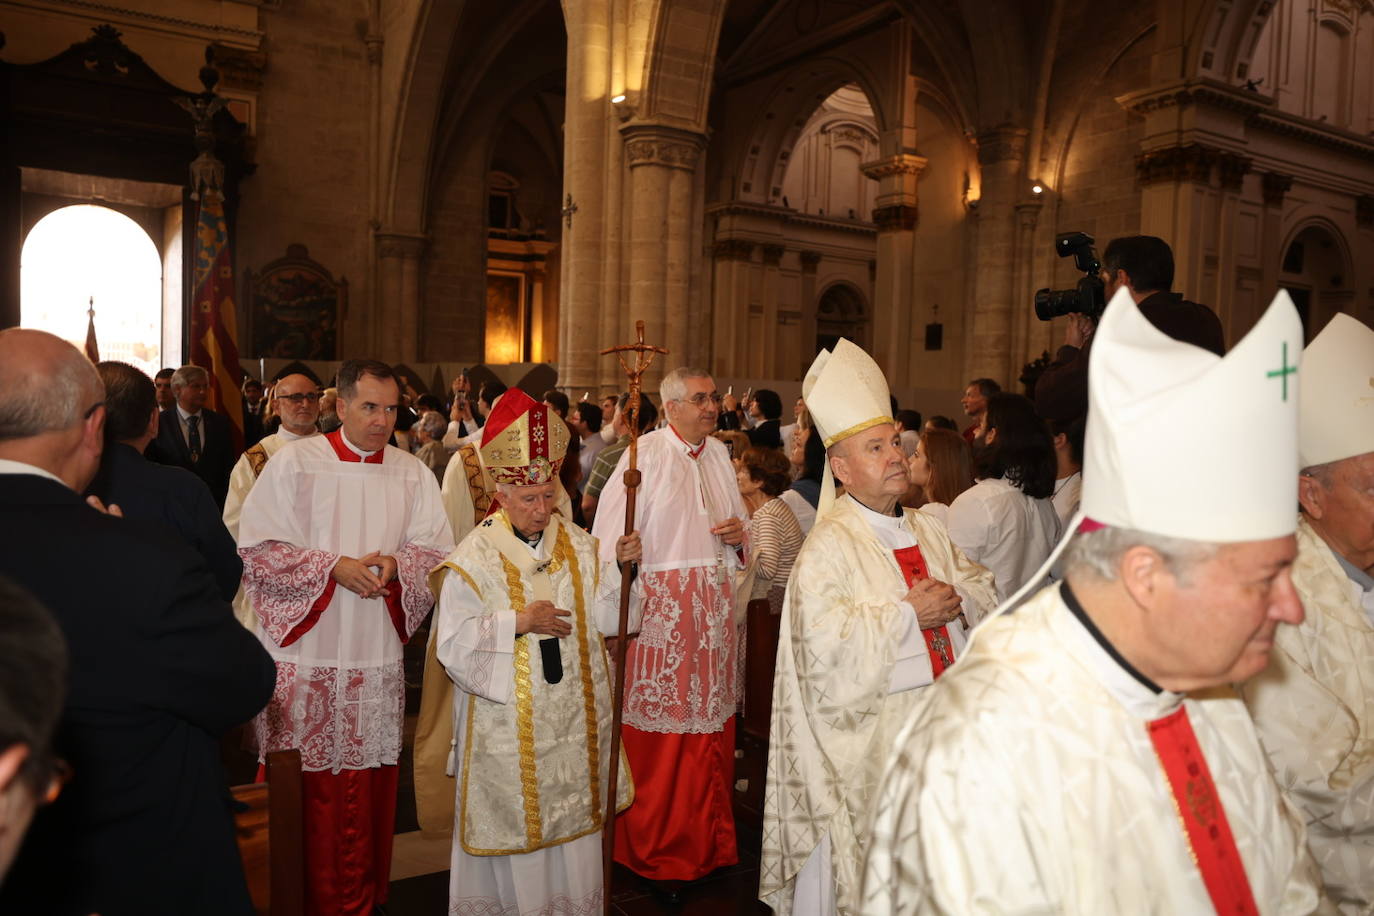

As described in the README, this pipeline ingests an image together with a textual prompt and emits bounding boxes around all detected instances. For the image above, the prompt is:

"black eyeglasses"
[278,392,322,404]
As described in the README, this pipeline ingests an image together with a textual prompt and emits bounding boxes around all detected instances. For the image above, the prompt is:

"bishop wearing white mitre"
[1242,313,1374,912]
[862,288,1329,914]
[431,389,641,915]
[760,338,996,916]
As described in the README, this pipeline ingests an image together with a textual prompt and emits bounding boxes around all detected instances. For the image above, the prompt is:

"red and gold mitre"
[479,388,569,485]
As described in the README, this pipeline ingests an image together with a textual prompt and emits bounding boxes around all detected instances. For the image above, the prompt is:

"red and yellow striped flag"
[190,192,245,451]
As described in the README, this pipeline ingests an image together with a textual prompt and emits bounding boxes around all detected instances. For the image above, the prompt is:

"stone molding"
[1261,172,1294,208]
[1135,142,1252,190]
[1116,78,1270,119]
[761,244,785,266]
[621,123,707,171]
[703,201,877,236]
[375,231,427,259]
[872,205,917,232]
[1357,195,1374,229]
[799,250,822,274]
[713,239,755,261]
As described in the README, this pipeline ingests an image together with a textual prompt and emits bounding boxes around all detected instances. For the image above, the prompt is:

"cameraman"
[1034,235,1225,423]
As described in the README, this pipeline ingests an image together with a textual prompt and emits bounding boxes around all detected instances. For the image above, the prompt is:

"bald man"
[0,329,275,916]
[223,373,322,631]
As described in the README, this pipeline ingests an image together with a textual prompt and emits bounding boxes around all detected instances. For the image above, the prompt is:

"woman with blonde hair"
[907,427,975,524]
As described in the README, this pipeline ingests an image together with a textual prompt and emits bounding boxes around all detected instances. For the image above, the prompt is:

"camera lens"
[1034,288,1081,321]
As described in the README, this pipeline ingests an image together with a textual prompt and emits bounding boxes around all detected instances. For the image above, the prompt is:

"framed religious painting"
[245,244,346,360]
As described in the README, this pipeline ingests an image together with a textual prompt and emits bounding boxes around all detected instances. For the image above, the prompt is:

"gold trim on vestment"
[428,561,481,606]
[561,525,603,828]
[502,554,543,849]
[821,414,894,449]
[460,443,491,525]
[245,442,269,478]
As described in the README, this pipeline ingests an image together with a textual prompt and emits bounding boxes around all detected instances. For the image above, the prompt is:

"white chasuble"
[760,495,996,916]
[433,511,636,914]
[238,432,453,772]
[861,582,1328,916]
[1243,517,1374,913]
[590,428,749,734]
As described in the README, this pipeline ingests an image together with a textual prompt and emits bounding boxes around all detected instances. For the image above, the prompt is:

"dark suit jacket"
[747,418,783,449]
[146,406,238,508]
[0,474,276,916]
[87,442,243,600]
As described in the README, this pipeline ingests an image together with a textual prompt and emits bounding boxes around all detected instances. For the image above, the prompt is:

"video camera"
[1034,231,1106,321]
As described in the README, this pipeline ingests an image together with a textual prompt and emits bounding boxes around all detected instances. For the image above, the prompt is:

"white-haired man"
[591,366,747,899]
[222,372,321,631]
[147,364,238,507]
[760,339,997,916]
[1242,313,1374,911]
[432,389,642,913]
[861,290,1326,914]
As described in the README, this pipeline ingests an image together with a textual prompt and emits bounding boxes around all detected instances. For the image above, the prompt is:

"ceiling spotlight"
[611,94,627,104]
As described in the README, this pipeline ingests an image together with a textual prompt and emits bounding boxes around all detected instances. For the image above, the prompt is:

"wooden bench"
[232,748,304,916]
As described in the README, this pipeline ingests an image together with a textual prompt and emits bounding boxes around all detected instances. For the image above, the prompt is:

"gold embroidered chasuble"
[760,497,996,915]
[432,510,633,854]
[1243,517,1374,913]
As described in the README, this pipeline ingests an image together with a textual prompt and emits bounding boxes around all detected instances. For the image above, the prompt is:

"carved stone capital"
[975,125,1028,165]
[799,250,822,274]
[1261,172,1294,208]
[1217,151,1252,192]
[873,205,917,232]
[713,239,755,261]
[761,244,785,266]
[620,123,707,171]
[375,231,427,260]
[1135,143,1221,186]
[1358,195,1374,229]
[860,154,927,181]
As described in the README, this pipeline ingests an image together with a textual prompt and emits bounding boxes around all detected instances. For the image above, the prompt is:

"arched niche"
[816,281,869,353]
[1278,220,1354,340]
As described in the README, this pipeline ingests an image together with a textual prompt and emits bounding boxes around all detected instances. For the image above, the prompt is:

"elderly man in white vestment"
[222,372,320,632]
[238,358,453,916]
[432,388,642,914]
[861,289,1330,915]
[759,338,996,916]
[1242,312,1374,912]
[591,366,748,893]
[412,392,574,836]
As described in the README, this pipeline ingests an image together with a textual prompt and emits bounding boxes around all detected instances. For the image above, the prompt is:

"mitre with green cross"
[1081,286,1302,542]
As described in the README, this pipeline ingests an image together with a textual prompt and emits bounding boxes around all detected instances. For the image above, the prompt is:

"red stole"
[325,429,384,464]
[1147,708,1259,916]
[892,543,954,678]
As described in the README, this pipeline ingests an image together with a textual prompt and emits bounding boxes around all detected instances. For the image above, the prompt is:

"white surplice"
[1243,516,1374,913]
[434,511,639,915]
[223,427,317,631]
[238,431,453,772]
[760,495,996,916]
[861,581,1328,915]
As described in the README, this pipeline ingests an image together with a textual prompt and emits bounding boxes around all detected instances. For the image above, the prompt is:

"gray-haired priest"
[432,388,642,915]
[861,288,1329,914]
[1242,312,1374,911]
[760,338,996,916]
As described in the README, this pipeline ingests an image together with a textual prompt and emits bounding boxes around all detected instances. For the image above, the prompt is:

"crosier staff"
[599,320,667,913]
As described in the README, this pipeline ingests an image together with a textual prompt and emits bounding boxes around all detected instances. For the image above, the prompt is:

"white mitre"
[1082,286,1302,542]
[802,337,894,517]
[1298,312,1374,468]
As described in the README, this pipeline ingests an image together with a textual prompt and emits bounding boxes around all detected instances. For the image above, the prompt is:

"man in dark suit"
[0,329,276,916]
[87,361,242,600]
[746,388,784,449]
[146,364,238,507]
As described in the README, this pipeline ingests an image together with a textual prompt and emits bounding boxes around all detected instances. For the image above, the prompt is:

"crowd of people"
[1,233,1373,916]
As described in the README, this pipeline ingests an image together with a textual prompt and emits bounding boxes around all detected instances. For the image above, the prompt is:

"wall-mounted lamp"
[611,94,627,104]
[1030,182,1045,195]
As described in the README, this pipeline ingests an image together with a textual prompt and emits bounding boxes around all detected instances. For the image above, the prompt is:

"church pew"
[232,748,304,916]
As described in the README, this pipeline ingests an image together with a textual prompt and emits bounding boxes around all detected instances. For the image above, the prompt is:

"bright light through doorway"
[20,204,163,376]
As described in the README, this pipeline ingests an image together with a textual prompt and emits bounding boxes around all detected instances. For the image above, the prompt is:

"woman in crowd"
[412,410,452,483]
[736,447,804,614]
[946,392,1060,602]
[905,427,975,523]
[780,421,825,536]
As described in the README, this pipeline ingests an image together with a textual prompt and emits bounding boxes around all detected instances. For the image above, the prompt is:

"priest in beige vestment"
[431,389,640,914]
[1242,313,1374,912]
[862,289,1329,915]
[760,339,996,916]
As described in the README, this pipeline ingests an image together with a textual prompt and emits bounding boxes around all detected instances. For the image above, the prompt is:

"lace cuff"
[393,541,448,642]
[240,540,340,646]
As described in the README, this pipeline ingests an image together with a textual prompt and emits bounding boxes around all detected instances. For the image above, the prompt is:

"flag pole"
[599,320,667,914]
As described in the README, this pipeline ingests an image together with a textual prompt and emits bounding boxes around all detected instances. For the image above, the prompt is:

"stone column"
[861,154,925,380]
[711,240,754,376]
[374,231,426,363]
[964,125,1026,387]
[621,123,706,384]
[799,250,821,378]
[1008,197,1044,381]
[759,244,784,376]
